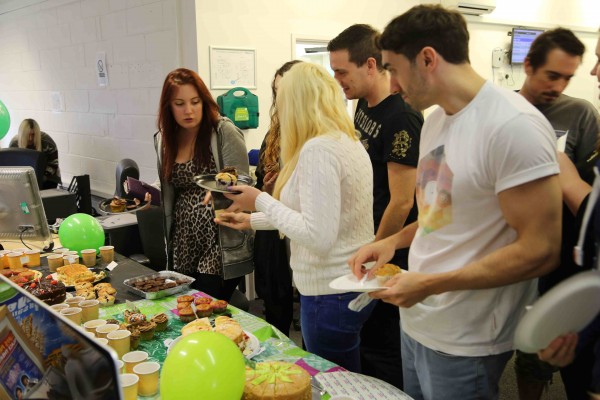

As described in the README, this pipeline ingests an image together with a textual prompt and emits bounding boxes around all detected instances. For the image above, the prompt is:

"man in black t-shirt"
[329,24,423,390]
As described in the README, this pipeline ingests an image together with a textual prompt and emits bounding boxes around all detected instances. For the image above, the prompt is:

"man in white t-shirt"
[349,5,562,400]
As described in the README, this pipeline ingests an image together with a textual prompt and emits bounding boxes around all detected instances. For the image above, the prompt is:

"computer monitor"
[0,167,53,249]
[0,148,47,190]
[510,27,544,64]
[0,276,121,399]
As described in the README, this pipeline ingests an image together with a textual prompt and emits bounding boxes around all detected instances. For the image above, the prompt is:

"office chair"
[115,158,139,198]
[0,148,47,189]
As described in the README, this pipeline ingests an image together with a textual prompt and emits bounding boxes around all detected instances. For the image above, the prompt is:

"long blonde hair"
[273,62,357,199]
[18,119,42,150]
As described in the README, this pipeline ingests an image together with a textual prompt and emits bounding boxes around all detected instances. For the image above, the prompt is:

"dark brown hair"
[526,28,585,71]
[259,60,303,172]
[157,68,220,181]
[379,4,470,64]
[327,24,384,72]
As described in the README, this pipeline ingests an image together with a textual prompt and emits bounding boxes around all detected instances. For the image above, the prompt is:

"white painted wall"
[0,0,598,196]
[196,0,599,151]
[0,0,197,196]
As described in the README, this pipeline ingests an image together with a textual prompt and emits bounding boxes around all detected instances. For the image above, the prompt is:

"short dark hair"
[328,24,384,71]
[379,4,470,64]
[526,28,585,71]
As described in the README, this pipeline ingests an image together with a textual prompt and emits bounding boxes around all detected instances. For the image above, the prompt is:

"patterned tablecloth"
[99,289,342,399]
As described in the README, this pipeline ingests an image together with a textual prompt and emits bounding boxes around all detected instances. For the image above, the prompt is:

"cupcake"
[179,307,196,323]
[129,328,141,350]
[194,297,212,306]
[210,300,228,313]
[98,293,115,306]
[126,313,146,325]
[177,301,191,310]
[195,304,212,318]
[177,295,194,303]
[138,321,156,341]
[375,263,402,285]
[151,313,168,332]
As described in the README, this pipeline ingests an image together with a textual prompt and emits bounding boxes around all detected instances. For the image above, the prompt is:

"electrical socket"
[492,49,504,68]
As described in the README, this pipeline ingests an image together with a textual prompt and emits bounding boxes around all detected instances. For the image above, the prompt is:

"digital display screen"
[511,28,544,64]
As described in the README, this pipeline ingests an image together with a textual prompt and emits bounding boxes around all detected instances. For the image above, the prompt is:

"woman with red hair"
[153,68,250,301]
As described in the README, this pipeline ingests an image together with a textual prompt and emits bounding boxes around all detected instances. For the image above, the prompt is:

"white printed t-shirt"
[403,81,559,357]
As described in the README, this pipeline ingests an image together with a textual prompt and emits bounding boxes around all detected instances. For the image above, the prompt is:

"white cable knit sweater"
[251,133,374,295]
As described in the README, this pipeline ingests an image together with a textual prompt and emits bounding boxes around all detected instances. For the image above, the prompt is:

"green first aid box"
[217,87,259,130]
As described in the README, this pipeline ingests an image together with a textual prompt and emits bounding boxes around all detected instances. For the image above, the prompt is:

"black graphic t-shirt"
[354,95,423,231]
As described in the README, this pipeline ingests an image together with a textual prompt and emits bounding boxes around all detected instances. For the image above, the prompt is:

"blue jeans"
[401,330,512,400]
[300,292,375,372]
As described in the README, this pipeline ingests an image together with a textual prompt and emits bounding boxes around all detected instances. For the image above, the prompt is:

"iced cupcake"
[151,313,168,332]
[138,321,156,341]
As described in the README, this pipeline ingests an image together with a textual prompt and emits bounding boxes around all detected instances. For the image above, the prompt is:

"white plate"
[514,270,600,353]
[329,273,387,293]
[167,330,261,359]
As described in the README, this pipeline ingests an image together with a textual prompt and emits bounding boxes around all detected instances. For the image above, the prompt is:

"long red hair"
[157,68,220,181]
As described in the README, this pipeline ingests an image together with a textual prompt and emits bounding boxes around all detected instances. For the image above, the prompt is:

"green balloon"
[58,213,105,254]
[161,331,246,400]
[0,100,10,140]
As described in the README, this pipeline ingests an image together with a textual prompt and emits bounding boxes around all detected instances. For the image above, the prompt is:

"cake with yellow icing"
[243,361,311,400]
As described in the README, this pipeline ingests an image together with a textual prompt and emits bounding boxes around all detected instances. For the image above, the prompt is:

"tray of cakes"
[123,271,194,300]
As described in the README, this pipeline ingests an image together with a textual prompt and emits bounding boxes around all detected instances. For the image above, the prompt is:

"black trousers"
[359,300,403,389]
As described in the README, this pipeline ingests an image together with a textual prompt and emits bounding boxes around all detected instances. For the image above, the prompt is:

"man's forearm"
[375,199,412,241]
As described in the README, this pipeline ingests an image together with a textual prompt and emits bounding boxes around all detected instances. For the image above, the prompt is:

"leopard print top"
[170,157,222,276]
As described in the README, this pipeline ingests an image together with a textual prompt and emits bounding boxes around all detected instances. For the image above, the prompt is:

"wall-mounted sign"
[95,52,108,87]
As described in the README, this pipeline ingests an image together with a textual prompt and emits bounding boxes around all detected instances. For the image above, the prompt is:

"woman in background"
[253,60,302,336]
[10,118,61,189]
[153,68,249,301]
[216,62,376,372]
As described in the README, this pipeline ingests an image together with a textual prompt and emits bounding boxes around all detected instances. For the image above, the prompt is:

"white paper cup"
[133,361,160,396]
[50,303,70,313]
[81,249,97,267]
[83,319,107,334]
[78,299,100,323]
[60,307,82,325]
[107,329,131,359]
[119,373,139,400]
[122,350,148,373]
[115,359,124,373]
[96,323,120,338]
[99,245,115,263]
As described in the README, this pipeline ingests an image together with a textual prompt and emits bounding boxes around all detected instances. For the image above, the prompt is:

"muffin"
[210,300,228,313]
[375,263,402,285]
[109,197,127,213]
[177,295,194,303]
[177,301,191,310]
[98,293,116,306]
[178,307,196,323]
[215,166,238,190]
[195,304,212,318]
[138,321,156,341]
[151,313,168,332]
[194,297,212,306]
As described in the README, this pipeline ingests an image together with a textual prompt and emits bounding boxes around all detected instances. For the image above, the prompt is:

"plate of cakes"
[98,196,150,215]
[193,166,255,194]
[51,263,109,288]
[169,316,261,359]
[1,268,43,286]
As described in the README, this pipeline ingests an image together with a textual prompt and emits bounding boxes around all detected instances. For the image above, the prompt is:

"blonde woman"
[216,62,376,372]
[9,118,61,188]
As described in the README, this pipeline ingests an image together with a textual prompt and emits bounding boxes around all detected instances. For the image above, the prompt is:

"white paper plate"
[167,330,261,359]
[514,270,600,353]
[329,273,387,293]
